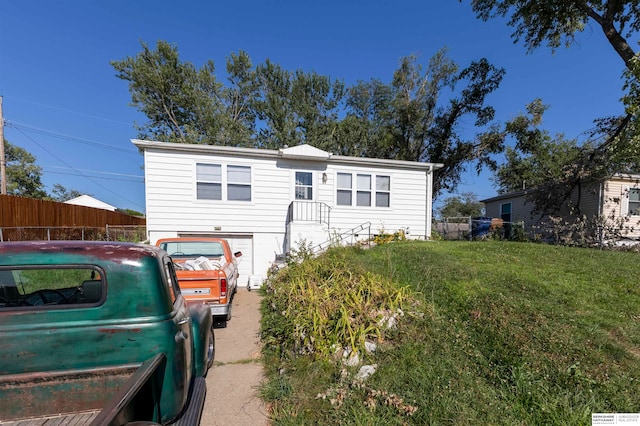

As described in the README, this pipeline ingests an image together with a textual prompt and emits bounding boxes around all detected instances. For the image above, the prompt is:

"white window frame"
[336,171,391,208]
[628,188,640,216]
[356,174,371,207]
[196,163,222,201]
[500,202,512,222]
[375,175,391,208]
[294,171,314,201]
[227,165,252,202]
[336,172,353,206]
[195,162,252,202]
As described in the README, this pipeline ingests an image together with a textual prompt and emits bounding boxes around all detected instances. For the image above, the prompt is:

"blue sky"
[0,1,629,213]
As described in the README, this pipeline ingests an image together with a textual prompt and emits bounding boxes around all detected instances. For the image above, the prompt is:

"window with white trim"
[629,188,640,215]
[295,172,313,200]
[227,165,251,201]
[196,163,251,202]
[356,174,371,206]
[337,173,352,206]
[337,172,390,207]
[196,163,222,200]
[376,176,390,207]
[501,203,512,222]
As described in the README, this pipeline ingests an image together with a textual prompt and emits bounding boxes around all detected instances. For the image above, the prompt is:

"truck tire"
[206,324,215,371]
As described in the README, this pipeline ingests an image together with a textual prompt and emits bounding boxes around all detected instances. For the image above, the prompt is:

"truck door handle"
[175,331,189,342]
[178,317,191,325]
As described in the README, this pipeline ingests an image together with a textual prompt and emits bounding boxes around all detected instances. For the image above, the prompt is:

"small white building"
[133,140,442,285]
[64,195,117,211]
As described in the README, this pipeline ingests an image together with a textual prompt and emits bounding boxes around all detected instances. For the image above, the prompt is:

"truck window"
[159,241,225,259]
[164,261,182,303]
[0,267,104,309]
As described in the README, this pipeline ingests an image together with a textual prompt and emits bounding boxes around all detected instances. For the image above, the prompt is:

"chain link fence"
[0,225,147,243]
[433,217,526,241]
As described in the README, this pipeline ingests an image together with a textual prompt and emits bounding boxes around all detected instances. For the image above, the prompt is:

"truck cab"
[156,237,242,327]
[0,241,214,425]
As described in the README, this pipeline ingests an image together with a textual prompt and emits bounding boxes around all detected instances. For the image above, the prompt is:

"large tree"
[466,0,640,216]
[111,41,228,144]
[437,192,485,218]
[252,60,345,149]
[3,140,48,198]
[341,50,506,196]
[49,183,83,202]
[113,43,507,197]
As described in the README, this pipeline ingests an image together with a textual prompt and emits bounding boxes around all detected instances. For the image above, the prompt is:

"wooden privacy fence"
[0,194,146,242]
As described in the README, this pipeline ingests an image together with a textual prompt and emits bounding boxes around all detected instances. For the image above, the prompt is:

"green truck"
[0,241,215,425]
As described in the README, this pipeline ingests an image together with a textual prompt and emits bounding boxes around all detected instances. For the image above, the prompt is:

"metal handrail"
[287,201,331,227]
[313,221,371,253]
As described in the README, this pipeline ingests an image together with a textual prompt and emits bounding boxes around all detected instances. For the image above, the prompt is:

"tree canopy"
[4,140,48,198]
[467,0,640,217]
[437,192,485,218]
[112,42,507,198]
[3,140,84,201]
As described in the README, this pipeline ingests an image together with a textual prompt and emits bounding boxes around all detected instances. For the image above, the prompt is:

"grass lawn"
[259,241,640,425]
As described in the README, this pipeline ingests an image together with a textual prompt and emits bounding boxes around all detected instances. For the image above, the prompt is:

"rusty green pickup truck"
[0,241,215,425]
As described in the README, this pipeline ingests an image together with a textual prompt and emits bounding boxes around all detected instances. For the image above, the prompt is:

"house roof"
[64,195,117,211]
[480,190,529,204]
[132,140,444,172]
[481,174,640,204]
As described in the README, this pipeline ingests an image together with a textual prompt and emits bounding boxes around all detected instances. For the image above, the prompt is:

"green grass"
[260,241,640,425]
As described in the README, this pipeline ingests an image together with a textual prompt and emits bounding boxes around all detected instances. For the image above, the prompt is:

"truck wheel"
[206,324,215,370]
[226,301,232,322]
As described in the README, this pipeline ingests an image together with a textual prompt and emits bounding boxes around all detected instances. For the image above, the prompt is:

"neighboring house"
[64,195,117,211]
[133,140,443,285]
[482,173,640,241]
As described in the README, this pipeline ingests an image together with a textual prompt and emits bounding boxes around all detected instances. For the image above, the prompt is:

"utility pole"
[0,96,5,194]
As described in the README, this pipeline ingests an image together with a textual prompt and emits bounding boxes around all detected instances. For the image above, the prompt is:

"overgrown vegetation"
[260,241,640,425]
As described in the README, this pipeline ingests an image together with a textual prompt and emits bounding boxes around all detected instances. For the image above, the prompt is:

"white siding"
[140,142,438,277]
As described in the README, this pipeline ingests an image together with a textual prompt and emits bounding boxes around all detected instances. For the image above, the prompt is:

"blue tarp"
[471,217,492,238]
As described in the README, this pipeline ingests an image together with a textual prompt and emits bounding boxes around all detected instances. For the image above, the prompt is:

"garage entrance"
[178,233,253,287]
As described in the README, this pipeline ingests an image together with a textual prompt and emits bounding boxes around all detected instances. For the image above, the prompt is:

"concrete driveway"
[200,289,270,426]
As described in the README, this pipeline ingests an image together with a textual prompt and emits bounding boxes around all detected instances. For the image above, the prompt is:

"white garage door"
[223,235,253,287]
[178,233,254,287]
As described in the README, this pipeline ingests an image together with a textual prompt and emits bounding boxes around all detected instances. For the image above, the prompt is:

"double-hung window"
[376,176,390,207]
[337,172,390,207]
[337,173,353,206]
[227,165,251,201]
[356,174,371,206]
[629,188,640,215]
[196,163,251,202]
[196,164,222,200]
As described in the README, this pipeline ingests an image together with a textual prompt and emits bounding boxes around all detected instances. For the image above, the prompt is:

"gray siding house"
[482,174,640,241]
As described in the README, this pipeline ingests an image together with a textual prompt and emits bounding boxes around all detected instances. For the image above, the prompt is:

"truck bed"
[0,410,99,425]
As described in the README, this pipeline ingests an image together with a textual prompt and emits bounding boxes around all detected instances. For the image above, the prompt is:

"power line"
[13,127,144,210]
[45,165,143,179]
[2,95,134,127]
[5,120,139,154]
[44,169,143,183]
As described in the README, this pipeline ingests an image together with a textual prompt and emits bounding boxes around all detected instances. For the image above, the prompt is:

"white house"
[133,140,443,286]
[64,195,117,211]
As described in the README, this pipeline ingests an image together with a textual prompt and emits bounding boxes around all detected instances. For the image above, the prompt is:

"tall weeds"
[261,247,413,358]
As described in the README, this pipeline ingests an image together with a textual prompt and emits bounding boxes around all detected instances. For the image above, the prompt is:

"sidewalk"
[200,289,270,426]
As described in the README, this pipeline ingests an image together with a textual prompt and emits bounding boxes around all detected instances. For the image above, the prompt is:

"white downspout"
[426,166,434,240]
